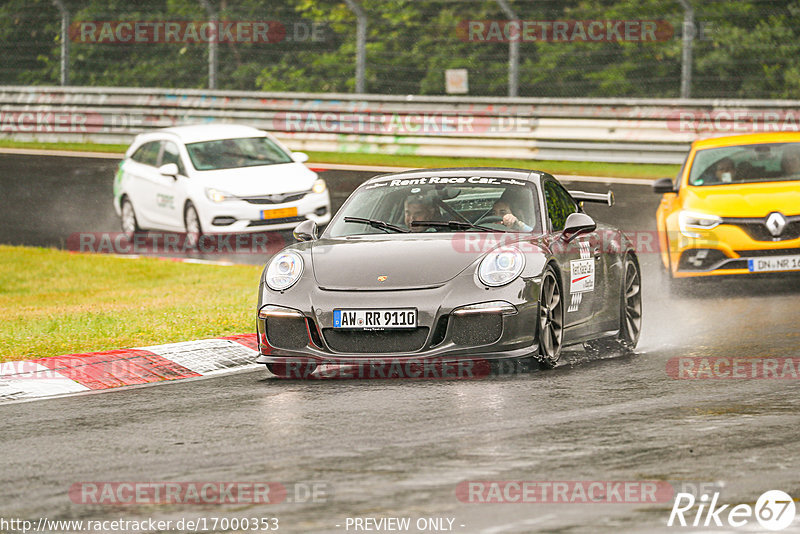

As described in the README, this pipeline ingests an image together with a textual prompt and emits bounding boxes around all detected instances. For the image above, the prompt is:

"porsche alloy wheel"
[537,267,564,369]
[620,255,642,349]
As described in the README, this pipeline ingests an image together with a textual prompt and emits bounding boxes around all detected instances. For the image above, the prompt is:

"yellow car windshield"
[689,142,800,186]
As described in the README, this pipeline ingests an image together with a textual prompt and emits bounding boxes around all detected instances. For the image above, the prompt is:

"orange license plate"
[261,207,298,220]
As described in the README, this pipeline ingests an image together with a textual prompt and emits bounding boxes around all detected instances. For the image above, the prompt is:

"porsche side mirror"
[293,220,318,242]
[158,163,179,177]
[561,212,596,242]
[653,177,676,194]
[291,151,310,163]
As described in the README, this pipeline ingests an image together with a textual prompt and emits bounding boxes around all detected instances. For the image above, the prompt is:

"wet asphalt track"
[2,153,800,533]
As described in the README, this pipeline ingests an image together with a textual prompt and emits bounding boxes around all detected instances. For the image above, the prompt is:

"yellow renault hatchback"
[654,132,800,278]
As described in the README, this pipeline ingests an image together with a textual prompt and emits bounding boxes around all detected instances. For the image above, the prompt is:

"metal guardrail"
[2,86,799,164]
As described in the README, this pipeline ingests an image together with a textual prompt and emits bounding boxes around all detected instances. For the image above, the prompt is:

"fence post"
[199,0,218,89]
[495,0,519,98]
[679,0,693,99]
[52,0,70,86]
[344,0,367,93]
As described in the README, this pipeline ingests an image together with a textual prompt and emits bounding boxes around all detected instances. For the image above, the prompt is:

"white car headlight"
[266,251,304,291]
[478,247,525,287]
[679,210,722,238]
[312,178,327,194]
[205,187,236,203]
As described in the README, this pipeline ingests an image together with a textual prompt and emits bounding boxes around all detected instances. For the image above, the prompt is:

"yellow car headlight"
[679,210,722,238]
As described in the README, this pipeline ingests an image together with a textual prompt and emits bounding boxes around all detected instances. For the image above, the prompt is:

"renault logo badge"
[765,212,787,237]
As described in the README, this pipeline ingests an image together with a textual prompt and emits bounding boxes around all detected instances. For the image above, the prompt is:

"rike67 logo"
[668,490,796,531]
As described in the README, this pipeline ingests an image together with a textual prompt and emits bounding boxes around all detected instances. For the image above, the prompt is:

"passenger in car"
[780,145,800,176]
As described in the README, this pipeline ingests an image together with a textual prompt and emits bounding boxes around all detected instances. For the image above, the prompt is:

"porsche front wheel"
[537,266,564,369]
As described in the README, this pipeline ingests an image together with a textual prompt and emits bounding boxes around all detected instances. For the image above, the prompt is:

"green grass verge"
[0,245,262,361]
[305,151,678,180]
[0,139,679,179]
[0,139,130,154]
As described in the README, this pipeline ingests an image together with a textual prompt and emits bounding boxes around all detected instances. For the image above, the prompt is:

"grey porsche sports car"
[256,168,641,378]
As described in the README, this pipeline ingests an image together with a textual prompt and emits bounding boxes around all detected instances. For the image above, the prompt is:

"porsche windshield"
[327,177,541,237]
[186,136,293,171]
[689,142,800,186]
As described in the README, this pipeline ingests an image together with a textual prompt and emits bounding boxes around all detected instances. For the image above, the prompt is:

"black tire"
[184,202,203,249]
[537,265,564,369]
[120,197,142,239]
[584,254,642,355]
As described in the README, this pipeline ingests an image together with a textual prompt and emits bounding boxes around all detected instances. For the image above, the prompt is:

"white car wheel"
[121,199,141,238]
[184,203,203,249]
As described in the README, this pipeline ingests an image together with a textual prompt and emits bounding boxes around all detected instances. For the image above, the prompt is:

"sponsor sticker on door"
[570,259,595,293]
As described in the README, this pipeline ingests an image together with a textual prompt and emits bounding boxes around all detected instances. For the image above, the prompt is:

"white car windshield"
[326,178,541,237]
[186,136,293,170]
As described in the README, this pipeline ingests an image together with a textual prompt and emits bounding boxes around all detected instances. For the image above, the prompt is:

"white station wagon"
[113,124,331,246]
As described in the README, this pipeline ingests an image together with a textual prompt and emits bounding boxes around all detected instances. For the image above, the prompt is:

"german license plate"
[747,255,800,272]
[333,309,417,329]
[262,207,298,220]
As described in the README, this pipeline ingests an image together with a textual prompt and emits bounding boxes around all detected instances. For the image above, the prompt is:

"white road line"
[480,515,557,533]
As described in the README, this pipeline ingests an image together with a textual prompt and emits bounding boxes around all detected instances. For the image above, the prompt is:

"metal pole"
[344,0,367,93]
[52,0,69,85]
[496,0,518,97]
[199,0,217,89]
[679,0,694,99]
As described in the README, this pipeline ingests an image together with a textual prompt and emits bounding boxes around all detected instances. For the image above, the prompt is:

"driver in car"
[492,199,533,231]
[404,194,440,229]
[714,157,735,183]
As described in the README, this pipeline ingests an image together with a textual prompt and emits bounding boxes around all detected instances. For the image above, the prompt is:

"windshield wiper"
[343,217,410,233]
[411,220,506,232]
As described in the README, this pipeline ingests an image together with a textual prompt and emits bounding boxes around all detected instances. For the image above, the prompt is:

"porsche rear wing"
[569,190,615,207]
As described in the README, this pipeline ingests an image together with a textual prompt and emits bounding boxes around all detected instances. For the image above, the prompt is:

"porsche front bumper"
[255,282,540,366]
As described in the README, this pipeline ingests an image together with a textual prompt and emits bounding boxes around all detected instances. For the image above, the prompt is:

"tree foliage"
[1,0,798,98]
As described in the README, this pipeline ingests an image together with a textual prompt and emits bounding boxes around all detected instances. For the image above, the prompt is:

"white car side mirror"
[159,163,179,176]
[291,151,310,163]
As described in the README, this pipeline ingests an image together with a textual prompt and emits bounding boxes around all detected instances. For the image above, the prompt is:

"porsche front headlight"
[478,247,525,287]
[679,210,722,238]
[265,251,304,291]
